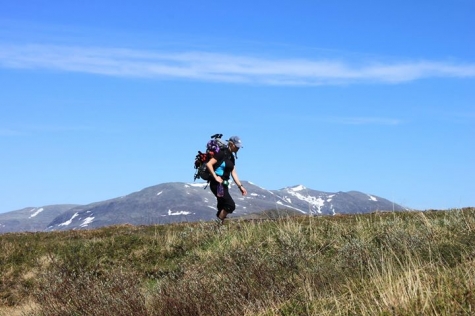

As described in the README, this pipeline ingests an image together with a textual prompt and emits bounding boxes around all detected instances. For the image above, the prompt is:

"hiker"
[206,135,247,223]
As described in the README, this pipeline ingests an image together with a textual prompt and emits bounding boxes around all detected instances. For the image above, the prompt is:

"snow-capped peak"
[289,185,306,192]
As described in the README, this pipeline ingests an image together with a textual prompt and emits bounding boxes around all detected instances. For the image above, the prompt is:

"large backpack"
[194,134,228,181]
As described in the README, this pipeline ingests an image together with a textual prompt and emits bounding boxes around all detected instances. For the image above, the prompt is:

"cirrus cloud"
[1,44,474,85]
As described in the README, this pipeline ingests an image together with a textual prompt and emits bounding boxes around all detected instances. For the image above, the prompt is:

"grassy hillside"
[1,208,474,315]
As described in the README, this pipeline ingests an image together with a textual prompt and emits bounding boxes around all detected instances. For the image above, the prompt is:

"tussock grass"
[0,208,474,315]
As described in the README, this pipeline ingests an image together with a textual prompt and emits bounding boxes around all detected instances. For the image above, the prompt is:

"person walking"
[206,135,247,223]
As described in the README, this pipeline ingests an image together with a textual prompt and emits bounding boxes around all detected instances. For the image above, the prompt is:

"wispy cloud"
[1,44,475,85]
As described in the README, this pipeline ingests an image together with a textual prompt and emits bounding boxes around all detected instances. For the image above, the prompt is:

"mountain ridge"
[0,181,407,233]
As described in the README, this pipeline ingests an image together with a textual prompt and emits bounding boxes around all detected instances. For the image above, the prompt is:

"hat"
[228,136,243,148]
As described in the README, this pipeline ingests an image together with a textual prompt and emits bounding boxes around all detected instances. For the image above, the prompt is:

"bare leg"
[218,209,228,223]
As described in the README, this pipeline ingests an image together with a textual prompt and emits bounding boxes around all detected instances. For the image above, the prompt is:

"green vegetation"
[1,208,474,315]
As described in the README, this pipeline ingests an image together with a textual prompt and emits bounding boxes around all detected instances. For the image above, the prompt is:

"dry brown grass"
[0,208,474,315]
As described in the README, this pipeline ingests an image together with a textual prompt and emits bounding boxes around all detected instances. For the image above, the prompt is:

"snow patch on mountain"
[29,207,44,218]
[313,198,326,214]
[187,183,208,188]
[330,204,336,215]
[290,185,306,192]
[59,212,79,226]
[284,187,326,213]
[80,216,95,227]
[166,210,192,216]
[368,195,378,201]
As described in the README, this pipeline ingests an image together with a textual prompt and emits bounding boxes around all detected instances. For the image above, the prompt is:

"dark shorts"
[209,180,236,214]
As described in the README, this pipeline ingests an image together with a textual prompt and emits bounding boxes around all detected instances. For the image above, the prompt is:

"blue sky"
[0,0,474,213]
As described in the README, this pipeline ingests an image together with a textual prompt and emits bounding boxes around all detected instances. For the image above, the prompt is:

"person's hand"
[215,176,223,183]
[239,185,247,196]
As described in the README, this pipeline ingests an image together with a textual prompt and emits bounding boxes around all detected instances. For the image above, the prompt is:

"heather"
[1,208,474,315]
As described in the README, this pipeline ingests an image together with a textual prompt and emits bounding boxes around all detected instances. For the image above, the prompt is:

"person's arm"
[231,168,247,196]
[206,157,223,183]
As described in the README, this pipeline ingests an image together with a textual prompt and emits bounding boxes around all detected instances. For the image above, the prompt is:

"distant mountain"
[0,205,79,233]
[0,181,407,233]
